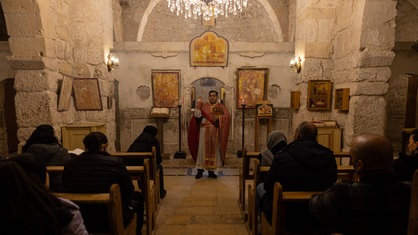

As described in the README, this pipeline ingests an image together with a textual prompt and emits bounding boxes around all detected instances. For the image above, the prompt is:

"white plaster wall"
[114,41,296,153]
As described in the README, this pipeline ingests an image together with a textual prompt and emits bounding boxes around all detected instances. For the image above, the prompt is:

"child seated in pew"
[127,125,167,199]
[62,132,144,235]
[310,134,411,235]
[0,154,88,235]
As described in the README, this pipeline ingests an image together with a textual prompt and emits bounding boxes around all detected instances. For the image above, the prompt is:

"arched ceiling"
[137,0,283,42]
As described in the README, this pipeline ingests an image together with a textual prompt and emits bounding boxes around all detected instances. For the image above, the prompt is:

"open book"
[150,107,170,118]
[68,148,84,156]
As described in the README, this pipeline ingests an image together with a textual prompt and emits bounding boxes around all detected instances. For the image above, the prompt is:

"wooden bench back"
[55,184,136,235]
[246,158,261,235]
[239,148,260,216]
[408,169,418,235]
[261,182,322,235]
[110,147,157,181]
[333,152,351,165]
[48,161,154,235]
[110,148,160,226]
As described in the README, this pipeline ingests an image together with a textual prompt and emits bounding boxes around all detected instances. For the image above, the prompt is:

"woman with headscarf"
[23,124,71,191]
[259,130,287,166]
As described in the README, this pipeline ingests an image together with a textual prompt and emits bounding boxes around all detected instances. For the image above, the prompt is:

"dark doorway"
[4,78,18,153]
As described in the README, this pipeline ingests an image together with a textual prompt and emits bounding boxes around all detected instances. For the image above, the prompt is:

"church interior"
[0,0,417,156]
[0,0,417,234]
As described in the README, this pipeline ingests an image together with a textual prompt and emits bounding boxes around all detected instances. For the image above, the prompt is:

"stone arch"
[190,77,225,106]
[136,0,283,42]
[345,0,397,138]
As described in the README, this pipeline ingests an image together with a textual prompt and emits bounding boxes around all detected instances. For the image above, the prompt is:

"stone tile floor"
[149,154,247,234]
[153,175,248,235]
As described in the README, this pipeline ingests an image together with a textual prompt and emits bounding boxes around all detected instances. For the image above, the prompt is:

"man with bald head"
[310,134,411,235]
[257,121,337,234]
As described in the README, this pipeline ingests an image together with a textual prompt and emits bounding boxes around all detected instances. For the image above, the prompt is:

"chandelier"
[167,0,249,20]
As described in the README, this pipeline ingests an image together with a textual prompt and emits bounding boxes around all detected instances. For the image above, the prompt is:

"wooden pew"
[246,158,264,235]
[54,184,137,235]
[333,152,353,182]
[261,182,322,235]
[333,152,351,165]
[238,148,260,218]
[47,160,156,235]
[246,159,354,235]
[408,169,418,235]
[110,147,161,214]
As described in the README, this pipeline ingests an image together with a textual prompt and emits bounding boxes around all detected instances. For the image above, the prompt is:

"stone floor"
[154,175,248,235]
[152,153,248,235]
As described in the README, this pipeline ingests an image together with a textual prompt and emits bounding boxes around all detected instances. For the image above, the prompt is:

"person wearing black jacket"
[127,125,167,198]
[23,124,71,192]
[257,121,337,234]
[62,132,144,235]
[310,134,411,235]
[394,128,418,181]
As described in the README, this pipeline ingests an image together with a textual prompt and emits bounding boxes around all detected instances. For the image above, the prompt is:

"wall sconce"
[290,57,302,73]
[107,53,119,72]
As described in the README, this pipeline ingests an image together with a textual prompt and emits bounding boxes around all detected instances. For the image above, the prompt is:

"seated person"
[0,156,88,235]
[259,130,287,166]
[310,134,411,235]
[394,128,418,181]
[62,132,144,235]
[257,121,337,234]
[127,125,167,198]
[22,124,71,191]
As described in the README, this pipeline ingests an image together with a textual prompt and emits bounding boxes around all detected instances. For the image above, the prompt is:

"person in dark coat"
[62,132,144,235]
[394,128,418,181]
[310,134,411,235]
[257,121,337,234]
[127,125,167,198]
[23,124,71,192]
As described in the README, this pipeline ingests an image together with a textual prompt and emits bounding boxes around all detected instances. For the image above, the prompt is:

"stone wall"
[292,0,397,151]
[1,0,117,152]
[0,42,14,155]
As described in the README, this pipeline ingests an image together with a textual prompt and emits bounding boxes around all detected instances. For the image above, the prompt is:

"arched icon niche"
[190,77,225,108]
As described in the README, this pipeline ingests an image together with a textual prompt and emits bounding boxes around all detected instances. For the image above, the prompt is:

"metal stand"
[236,104,246,157]
[174,104,186,158]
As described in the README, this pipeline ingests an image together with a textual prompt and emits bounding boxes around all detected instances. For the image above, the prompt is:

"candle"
[241,97,245,105]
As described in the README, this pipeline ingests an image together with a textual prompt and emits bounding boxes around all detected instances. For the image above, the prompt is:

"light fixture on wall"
[167,0,249,20]
[290,57,302,73]
[107,53,119,72]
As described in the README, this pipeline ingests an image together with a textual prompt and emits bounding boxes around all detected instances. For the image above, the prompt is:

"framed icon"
[72,78,102,110]
[334,88,350,111]
[152,70,180,108]
[307,80,332,111]
[236,68,269,108]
